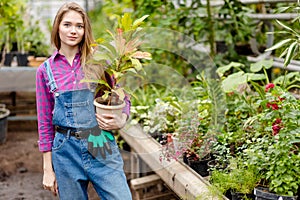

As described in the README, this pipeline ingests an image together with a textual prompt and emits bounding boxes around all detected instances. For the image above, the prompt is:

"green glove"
[88,130,114,159]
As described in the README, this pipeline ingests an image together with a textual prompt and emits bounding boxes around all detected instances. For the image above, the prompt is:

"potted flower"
[82,13,151,117]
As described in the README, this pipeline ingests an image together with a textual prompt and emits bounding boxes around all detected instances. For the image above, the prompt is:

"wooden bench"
[130,174,174,200]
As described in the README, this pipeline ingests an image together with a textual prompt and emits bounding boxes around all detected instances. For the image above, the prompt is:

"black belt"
[55,126,99,139]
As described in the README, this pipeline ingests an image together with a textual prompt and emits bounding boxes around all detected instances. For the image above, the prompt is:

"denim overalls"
[44,60,132,200]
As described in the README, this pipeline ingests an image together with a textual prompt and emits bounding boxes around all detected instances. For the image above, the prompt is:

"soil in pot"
[254,187,298,200]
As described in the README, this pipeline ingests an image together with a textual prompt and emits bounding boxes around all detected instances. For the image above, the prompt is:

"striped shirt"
[36,50,130,152]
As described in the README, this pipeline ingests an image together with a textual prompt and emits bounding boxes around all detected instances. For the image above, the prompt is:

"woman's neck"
[59,45,79,66]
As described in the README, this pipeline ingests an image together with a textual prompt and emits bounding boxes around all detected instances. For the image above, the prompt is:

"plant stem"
[206,0,216,58]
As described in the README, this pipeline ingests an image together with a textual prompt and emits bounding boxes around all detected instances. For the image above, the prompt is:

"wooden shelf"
[120,125,228,200]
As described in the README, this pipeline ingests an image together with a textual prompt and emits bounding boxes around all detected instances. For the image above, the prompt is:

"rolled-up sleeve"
[36,64,55,152]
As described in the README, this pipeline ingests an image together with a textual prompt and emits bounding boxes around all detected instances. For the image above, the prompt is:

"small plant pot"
[0,104,10,144]
[93,97,125,119]
[4,53,13,66]
[187,154,211,177]
[16,53,28,66]
[231,190,255,200]
[254,187,297,200]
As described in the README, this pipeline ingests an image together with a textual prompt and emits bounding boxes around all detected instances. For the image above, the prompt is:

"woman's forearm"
[43,151,53,171]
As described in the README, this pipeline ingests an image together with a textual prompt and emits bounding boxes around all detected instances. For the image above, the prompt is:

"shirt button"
[72,70,74,73]
[73,81,76,84]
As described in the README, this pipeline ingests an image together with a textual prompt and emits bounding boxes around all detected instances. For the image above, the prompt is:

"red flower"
[267,102,279,110]
[272,124,281,136]
[272,118,283,136]
[265,83,275,92]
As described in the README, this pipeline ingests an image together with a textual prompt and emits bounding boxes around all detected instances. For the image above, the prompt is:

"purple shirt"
[36,50,130,152]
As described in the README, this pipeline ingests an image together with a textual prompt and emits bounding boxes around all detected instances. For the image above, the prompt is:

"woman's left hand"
[95,113,127,131]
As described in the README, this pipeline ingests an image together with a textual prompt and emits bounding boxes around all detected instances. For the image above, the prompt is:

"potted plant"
[243,84,300,199]
[82,13,151,117]
[210,159,260,200]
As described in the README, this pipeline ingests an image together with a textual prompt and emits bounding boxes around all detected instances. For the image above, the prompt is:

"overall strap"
[44,59,58,93]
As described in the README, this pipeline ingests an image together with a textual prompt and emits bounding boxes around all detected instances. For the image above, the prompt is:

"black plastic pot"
[231,190,255,200]
[4,53,13,66]
[16,53,28,66]
[187,155,211,177]
[254,187,297,200]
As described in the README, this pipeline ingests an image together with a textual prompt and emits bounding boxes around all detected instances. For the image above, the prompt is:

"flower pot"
[4,53,13,66]
[16,53,28,66]
[254,187,297,200]
[93,97,125,118]
[231,190,255,200]
[187,154,211,177]
[0,104,10,144]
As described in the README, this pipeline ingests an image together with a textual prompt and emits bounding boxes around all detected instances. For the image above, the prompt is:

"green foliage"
[82,13,151,103]
[265,2,300,67]
[244,85,300,196]
[210,159,260,195]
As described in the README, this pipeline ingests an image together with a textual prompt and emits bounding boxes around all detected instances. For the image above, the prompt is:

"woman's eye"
[77,25,84,29]
[64,23,70,27]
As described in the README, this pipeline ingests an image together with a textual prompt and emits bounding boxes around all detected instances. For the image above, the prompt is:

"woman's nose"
[71,26,76,33]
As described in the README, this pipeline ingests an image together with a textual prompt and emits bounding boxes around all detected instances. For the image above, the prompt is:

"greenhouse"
[0,0,300,200]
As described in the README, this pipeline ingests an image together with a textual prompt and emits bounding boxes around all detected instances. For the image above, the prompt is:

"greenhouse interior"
[0,0,300,199]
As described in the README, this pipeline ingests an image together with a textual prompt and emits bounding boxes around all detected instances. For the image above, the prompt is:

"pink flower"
[265,83,275,92]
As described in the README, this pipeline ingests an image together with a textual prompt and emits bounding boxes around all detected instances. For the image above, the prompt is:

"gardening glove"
[87,130,114,159]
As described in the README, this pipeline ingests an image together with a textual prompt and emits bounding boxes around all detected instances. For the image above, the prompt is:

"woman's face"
[59,10,84,49]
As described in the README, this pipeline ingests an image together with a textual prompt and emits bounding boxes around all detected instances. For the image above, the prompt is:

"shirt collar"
[52,49,81,61]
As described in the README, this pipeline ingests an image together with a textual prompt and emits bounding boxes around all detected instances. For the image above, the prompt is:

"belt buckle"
[74,131,82,139]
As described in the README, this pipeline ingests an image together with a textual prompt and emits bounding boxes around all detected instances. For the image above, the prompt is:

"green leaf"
[276,20,298,35]
[221,71,246,92]
[246,73,266,81]
[284,41,298,67]
[217,62,244,77]
[132,15,149,29]
[130,58,142,70]
[93,52,112,62]
[265,38,292,52]
[250,59,274,72]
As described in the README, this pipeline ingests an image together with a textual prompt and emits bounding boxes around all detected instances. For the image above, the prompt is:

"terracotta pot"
[93,97,125,118]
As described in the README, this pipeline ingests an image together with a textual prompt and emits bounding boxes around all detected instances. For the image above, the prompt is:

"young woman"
[36,2,132,199]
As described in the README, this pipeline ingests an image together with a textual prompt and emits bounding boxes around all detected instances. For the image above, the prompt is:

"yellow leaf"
[121,13,132,32]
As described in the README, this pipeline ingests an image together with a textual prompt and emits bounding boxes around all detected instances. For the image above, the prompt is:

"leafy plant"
[244,84,300,196]
[210,159,260,197]
[82,13,151,105]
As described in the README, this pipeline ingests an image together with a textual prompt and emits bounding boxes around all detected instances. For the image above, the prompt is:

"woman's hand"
[95,113,127,131]
[43,168,58,196]
[42,151,58,196]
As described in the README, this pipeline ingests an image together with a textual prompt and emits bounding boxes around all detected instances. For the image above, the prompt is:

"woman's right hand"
[43,168,58,196]
[42,151,58,196]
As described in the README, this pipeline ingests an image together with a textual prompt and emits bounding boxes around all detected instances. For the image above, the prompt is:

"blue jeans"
[52,132,132,200]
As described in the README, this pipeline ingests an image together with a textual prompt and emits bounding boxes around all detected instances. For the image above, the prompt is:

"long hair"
[51,2,94,66]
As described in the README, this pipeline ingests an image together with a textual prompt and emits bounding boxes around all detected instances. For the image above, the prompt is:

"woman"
[36,2,132,199]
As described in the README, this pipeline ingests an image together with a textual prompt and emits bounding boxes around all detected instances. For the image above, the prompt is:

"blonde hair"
[51,2,94,66]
